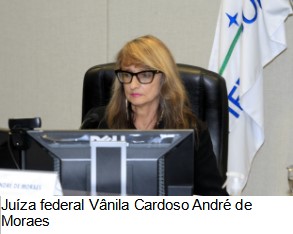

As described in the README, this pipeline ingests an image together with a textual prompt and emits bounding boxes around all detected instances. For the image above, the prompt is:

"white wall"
[0,0,292,195]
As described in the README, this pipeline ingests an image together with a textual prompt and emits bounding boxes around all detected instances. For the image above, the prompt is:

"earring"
[125,99,129,121]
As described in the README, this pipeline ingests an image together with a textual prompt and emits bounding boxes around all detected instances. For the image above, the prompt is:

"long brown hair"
[106,35,197,130]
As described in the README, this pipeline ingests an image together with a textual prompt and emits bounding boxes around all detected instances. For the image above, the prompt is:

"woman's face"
[122,64,162,110]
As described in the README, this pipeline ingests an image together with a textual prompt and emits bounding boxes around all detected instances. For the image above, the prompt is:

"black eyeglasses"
[115,69,162,84]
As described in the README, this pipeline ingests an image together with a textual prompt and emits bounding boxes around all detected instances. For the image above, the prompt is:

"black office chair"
[81,63,228,179]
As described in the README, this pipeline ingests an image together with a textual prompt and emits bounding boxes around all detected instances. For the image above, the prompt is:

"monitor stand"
[90,135,128,195]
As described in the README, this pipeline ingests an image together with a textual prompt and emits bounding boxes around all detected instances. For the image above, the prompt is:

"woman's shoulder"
[194,115,208,134]
[192,115,213,150]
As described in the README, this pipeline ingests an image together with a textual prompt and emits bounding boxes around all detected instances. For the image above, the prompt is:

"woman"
[82,35,228,195]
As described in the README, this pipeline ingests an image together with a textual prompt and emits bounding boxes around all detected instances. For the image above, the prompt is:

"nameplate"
[0,169,63,196]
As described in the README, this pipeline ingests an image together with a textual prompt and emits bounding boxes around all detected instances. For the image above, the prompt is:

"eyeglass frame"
[115,69,162,84]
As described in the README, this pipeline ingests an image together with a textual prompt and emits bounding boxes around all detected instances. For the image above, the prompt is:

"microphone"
[80,111,101,129]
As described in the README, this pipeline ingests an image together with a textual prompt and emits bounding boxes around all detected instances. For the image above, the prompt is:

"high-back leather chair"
[82,63,228,178]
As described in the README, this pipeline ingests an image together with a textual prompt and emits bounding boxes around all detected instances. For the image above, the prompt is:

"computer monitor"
[1,127,54,170]
[0,128,16,169]
[27,129,194,196]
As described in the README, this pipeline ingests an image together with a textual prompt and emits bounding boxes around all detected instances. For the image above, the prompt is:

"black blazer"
[81,106,228,196]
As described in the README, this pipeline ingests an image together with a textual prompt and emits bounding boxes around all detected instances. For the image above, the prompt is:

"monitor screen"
[27,129,194,196]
